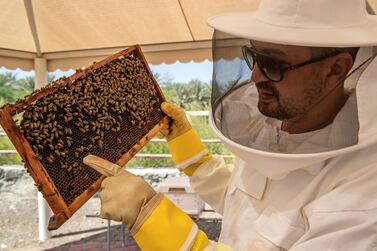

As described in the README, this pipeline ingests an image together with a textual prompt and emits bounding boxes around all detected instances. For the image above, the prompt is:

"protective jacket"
[181,57,377,250]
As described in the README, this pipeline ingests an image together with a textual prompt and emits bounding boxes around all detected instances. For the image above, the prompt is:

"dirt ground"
[0,173,109,251]
[0,169,221,251]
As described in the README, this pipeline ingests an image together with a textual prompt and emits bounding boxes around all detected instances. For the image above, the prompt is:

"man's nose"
[251,63,268,83]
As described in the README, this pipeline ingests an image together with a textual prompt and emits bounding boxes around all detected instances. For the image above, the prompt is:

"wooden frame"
[0,45,169,230]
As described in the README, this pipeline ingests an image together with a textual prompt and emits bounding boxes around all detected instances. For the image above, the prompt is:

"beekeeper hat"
[208,0,377,47]
[206,0,377,179]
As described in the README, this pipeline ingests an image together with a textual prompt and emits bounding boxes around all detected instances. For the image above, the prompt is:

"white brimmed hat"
[208,0,377,47]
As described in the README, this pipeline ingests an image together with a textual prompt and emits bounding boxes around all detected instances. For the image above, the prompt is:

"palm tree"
[16,73,56,92]
[161,79,211,110]
[0,72,56,106]
[0,72,20,105]
[14,76,34,93]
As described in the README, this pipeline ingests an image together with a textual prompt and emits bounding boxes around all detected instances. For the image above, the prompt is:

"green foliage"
[0,137,22,164]
[162,79,211,110]
[0,72,56,164]
[0,72,56,107]
[0,72,232,168]
[0,73,31,107]
[0,72,33,164]
[126,142,174,168]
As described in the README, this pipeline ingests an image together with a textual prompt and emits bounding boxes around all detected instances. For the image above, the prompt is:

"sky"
[0,60,213,84]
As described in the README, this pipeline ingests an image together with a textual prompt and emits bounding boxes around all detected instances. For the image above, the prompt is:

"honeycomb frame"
[0,45,169,230]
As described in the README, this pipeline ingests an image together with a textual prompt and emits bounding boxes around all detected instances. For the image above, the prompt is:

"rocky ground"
[0,166,221,251]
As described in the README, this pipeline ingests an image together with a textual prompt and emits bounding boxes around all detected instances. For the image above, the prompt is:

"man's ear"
[325,52,354,89]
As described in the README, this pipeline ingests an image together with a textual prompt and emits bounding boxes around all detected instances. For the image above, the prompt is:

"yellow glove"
[159,102,212,176]
[160,102,192,141]
[83,155,162,234]
[83,154,212,251]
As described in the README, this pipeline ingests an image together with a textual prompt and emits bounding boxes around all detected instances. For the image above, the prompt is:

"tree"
[0,72,26,106]
[153,71,174,87]
[161,79,211,110]
[0,72,56,107]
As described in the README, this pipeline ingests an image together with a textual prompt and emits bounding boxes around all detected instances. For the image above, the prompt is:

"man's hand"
[83,155,161,233]
[159,102,192,141]
[158,102,211,176]
[84,155,213,251]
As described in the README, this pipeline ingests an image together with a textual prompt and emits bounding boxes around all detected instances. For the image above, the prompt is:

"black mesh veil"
[211,31,250,110]
[211,31,251,137]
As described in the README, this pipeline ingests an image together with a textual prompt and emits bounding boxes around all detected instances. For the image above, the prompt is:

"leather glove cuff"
[130,193,164,235]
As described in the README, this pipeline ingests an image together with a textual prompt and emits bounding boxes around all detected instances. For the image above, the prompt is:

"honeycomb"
[6,50,165,206]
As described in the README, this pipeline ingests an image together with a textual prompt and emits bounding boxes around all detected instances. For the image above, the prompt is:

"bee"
[98,141,103,149]
[32,145,38,153]
[47,155,54,163]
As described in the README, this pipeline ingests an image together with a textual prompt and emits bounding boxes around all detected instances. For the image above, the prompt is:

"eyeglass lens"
[242,46,282,82]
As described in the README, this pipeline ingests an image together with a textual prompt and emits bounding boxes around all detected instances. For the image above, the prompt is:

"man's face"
[251,41,326,121]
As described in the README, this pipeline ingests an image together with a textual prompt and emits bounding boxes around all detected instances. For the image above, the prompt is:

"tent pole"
[35,57,52,241]
[35,57,47,88]
[38,192,51,241]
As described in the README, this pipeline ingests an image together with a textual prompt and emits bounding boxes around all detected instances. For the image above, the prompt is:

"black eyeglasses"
[242,46,340,82]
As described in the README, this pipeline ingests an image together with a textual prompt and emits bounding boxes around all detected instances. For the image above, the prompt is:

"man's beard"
[256,78,324,120]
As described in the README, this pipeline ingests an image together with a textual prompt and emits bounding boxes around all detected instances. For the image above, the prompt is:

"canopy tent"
[0,0,262,72]
[1,0,376,71]
[0,0,263,241]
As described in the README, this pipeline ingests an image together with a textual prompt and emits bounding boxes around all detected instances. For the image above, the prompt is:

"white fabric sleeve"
[189,155,233,215]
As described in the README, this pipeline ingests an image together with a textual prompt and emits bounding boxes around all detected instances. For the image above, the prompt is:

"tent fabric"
[0,0,375,70]
[0,0,260,70]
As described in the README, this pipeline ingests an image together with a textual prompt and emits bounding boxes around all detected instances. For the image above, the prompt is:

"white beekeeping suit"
[185,0,377,250]
[85,0,377,250]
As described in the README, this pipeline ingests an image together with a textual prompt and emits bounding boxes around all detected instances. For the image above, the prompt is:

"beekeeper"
[84,0,377,250]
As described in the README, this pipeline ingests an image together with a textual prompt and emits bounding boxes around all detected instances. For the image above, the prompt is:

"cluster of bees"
[19,55,162,175]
